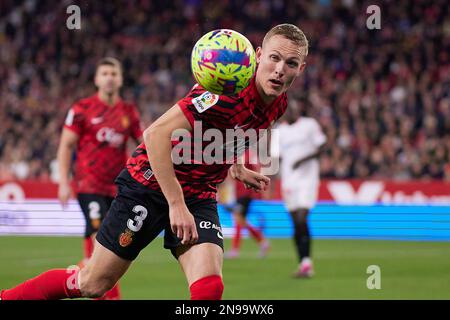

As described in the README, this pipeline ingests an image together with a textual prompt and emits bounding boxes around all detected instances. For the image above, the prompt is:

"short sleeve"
[310,119,327,147]
[63,103,85,135]
[177,84,228,130]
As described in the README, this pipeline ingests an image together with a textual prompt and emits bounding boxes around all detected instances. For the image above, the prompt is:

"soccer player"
[274,104,327,278]
[1,24,308,300]
[225,151,270,259]
[57,57,143,299]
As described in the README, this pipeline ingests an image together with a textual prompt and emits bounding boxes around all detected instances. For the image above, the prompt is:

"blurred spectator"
[0,0,449,181]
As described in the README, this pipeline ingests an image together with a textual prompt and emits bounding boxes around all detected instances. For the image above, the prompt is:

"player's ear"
[117,71,124,88]
[256,47,262,64]
[94,70,100,87]
[297,61,306,76]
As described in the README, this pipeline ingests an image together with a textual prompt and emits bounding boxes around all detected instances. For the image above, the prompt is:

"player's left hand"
[229,164,270,193]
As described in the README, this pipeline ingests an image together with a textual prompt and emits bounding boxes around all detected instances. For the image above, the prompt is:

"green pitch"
[1,236,449,299]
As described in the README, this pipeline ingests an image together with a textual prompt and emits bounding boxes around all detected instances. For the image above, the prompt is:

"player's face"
[94,65,123,95]
[255,35,306,103]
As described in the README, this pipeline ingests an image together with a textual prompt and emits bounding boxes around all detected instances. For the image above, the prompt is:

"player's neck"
[98,91,120,106]
[255,80,276,106]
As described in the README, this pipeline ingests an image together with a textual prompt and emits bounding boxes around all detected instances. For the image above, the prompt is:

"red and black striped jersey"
[126,77,287,199]
[64,94,143,197]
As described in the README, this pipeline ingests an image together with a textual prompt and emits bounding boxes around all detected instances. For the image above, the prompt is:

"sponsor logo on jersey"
[192,91,219,113]
[96,127,125,147]
[119,228,134,247]
[91,117,104,125]
[234,123,249,130]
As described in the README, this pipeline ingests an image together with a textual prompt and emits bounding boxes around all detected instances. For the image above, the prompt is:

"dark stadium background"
[0,0,449,299]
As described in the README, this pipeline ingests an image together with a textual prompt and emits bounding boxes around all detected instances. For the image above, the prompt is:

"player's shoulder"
[191,83,241,102]
[73,95,97,111]
[276,121,289,129]
[187,83,241,114]
[77,94,97,105]
[301,116,319,126]
[121,100,140,113]
[299,117,323,133]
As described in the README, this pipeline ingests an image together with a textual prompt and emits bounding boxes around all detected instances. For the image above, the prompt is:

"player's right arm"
[57,128,79,207]
[143,104,199,245]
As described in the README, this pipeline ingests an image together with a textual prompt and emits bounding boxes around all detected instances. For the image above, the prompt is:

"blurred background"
[0,0,449,299]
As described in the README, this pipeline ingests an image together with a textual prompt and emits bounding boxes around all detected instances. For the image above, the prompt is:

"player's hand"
[169,203,199,245]
[229,164,270,193]
[58,182,72,208]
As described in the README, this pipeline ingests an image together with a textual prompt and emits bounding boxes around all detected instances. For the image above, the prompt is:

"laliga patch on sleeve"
[192,91,219,113]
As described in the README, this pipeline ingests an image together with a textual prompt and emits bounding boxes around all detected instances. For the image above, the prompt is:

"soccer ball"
[191,29,256,95]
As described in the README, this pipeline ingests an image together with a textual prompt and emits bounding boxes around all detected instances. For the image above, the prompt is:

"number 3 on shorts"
[127,205,148,232]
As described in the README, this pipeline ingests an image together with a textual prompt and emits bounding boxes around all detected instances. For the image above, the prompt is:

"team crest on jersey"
[121,115,130,129]
[192,91,219,113]
[119,228,134,247]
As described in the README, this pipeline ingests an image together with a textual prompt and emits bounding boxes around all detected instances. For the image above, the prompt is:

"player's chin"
[104,86,118,94]
[265,83,285,96]
[265,87,283,98]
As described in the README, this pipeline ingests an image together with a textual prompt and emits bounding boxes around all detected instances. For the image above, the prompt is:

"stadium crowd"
[0,0,449,181]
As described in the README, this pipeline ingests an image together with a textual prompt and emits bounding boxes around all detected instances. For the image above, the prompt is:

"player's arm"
[229,133,271,193]
[292,142,327,170]
[130,105,144,145]
[143,104,198,245]
[229,163,270,193]
[57,128,79,206]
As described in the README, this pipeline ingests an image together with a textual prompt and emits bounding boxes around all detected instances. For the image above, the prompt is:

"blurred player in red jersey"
[1,24,308,300]
[57,57,143,299]
[225,150,270,259]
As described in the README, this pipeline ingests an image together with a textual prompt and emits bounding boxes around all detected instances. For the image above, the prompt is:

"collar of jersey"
[94,93,123,108]
[244,75,285,114]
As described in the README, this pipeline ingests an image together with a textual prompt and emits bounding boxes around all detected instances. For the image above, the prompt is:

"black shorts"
[77,193,114,238]
[235,196,253,217]
[96,170,224,261]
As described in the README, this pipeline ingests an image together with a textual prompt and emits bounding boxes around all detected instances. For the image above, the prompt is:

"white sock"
[301,257,312,265]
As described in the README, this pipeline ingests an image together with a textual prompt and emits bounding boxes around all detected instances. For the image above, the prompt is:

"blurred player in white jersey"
[272,105,327,278]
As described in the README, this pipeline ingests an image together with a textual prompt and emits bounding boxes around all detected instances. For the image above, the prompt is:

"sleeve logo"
[192,91,219,113]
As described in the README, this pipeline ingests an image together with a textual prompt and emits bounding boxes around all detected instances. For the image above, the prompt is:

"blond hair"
[262,24,309,57]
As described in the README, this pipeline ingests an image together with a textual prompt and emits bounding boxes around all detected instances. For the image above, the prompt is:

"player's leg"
[77,194,121,299]
[290,207,313,278]
[177,243,224,300]
[0,237,131,300]
[240,198,270,257]
[165,197,224,300]
[77,194,100,262]
[1,172,166,300]
[284,183,317,278]
[78,240,131,298]
[94,195,121,300]
[1,189,137,300]
[225,208,245,258]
